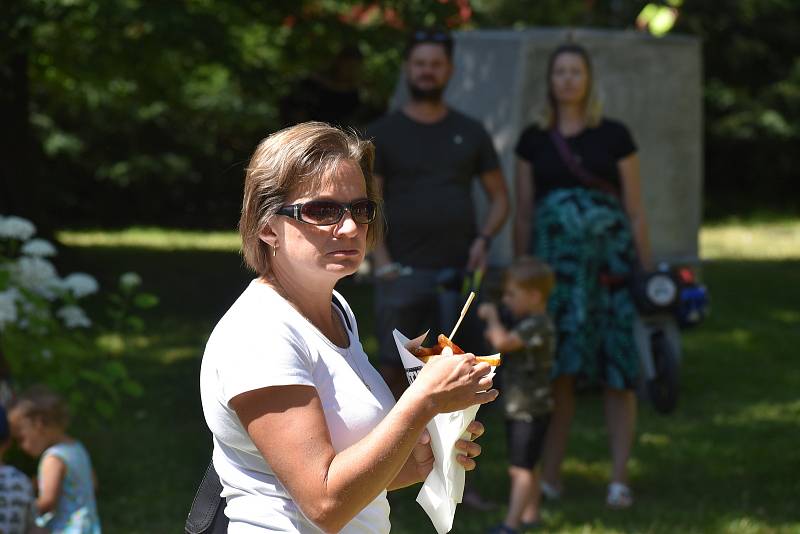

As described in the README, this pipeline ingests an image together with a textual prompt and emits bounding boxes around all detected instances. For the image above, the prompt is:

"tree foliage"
[2,0,469,228]
[1,0,798,227]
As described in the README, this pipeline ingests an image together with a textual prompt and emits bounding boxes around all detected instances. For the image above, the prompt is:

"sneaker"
[606,481,633,509]
[539,480,561,501]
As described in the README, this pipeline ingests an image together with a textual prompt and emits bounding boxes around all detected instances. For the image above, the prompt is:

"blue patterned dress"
[516,119,641,390]
[532,188,639,389]
[37,441,101,534]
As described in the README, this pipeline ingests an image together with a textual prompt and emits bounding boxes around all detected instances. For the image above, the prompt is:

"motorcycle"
[630,262,709,414]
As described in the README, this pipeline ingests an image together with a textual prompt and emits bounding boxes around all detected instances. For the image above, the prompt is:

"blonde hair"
[239,122,383,276]
[9,384,70,430]
[538,43,602,130]
[505,256,556,300]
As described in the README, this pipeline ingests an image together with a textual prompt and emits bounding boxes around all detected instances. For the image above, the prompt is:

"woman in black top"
[512,43,653,509]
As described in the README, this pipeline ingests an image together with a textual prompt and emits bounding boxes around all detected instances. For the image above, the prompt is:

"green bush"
[0,214,156,421]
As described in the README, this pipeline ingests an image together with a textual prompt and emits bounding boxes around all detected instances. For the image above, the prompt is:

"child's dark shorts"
[505,414,552,470]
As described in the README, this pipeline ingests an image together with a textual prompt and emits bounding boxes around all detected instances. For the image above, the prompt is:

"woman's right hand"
[407,349,498,414]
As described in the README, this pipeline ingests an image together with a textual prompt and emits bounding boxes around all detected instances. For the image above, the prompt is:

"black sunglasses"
[277,199,377,226]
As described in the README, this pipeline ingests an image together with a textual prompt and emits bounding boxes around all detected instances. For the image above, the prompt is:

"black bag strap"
[186,294,353,534]
[548,128,620,198]
[185,461,226,534]
[332,293,352,333]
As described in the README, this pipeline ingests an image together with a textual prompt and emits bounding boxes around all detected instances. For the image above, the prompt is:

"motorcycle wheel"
[646,332,680,414]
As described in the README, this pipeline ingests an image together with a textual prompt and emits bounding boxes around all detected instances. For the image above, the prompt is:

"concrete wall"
[392,28,703,266]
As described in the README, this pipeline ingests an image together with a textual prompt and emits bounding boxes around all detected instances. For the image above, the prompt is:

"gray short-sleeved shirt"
[367,109,500,269]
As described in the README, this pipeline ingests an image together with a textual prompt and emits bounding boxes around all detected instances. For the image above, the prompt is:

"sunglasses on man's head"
[277,199,377,226]
[411,30,451,43]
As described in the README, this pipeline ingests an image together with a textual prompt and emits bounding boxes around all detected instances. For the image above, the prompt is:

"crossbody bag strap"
[185,461,226,534]
[332,294,353,333]
[548,129,620,198]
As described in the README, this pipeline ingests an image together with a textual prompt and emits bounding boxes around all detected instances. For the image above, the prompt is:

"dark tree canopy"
[2,0,797,228]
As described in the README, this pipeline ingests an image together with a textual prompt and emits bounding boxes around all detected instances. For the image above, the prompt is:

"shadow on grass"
[56,243,800,533]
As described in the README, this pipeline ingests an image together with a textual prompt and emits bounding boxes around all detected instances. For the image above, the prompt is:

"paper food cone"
[392,329,497,534]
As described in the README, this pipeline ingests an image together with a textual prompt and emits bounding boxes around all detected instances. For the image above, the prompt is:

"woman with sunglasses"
[199,122,497,533]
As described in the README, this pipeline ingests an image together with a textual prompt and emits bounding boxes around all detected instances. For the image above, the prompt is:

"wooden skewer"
[448,291,476,341]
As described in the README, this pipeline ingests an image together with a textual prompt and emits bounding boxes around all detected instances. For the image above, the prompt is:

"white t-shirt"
[200,280,396,533]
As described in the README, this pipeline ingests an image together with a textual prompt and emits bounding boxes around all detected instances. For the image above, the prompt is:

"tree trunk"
[0,47,38,220]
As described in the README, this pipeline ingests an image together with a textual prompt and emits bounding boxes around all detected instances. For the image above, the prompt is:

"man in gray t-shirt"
[366,29,509,400]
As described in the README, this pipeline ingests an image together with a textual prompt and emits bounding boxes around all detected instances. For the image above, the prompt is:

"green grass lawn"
[52,220,800,533]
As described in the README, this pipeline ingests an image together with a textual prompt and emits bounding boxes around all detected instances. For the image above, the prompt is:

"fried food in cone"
[411,334,502,367]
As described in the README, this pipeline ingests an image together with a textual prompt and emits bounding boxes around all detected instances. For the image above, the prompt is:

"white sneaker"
[539,480,562,500]
[606,482,633,509]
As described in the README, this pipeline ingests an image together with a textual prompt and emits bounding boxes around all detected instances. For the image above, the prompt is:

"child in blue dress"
[8,386,101,534]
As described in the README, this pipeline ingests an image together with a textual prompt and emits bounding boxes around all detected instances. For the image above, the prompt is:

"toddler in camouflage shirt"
[478,256,556,534]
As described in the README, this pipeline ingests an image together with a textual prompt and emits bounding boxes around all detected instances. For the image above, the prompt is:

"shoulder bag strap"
[332,294,353,333]
[548,129,620,198]
[185,461,227,534]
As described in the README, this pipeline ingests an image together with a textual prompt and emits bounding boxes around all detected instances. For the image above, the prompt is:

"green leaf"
[69,390,85,407]
[94,399,114,419]
[104,360,128,379]
[125,315,145,332]
[133,293,159,309]
[79,369,107,384]
[122,379,144,397]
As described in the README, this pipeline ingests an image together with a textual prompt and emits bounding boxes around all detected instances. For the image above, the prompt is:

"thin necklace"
[343,345,372,392]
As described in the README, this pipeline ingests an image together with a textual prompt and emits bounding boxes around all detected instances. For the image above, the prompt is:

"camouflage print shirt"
[502,313,556,420]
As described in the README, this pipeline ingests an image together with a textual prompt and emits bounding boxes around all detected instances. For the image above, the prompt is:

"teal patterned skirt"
[531,188,639,389]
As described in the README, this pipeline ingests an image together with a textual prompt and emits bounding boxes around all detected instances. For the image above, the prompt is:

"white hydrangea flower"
[119,272,142,290]
[14,295,51,331]
[56,305,92,328]
[61,272,99,298]
[21,238,58,257]
[0,290,19,331]
[12,256,61,300]
[0,215,37,241]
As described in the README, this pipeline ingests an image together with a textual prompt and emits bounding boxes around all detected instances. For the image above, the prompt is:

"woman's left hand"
[410,429,435,480]
[410,420,485,480]
[455,420,485,471]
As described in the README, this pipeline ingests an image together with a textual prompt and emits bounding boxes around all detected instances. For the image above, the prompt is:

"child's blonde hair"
[10,385,70,429]
[505,256,556,300]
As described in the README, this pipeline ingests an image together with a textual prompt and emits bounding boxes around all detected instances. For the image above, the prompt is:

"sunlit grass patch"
[715,516,796,534]
[701,218,800,259]
[58,227,240,251]
[638,432,671,447]
[714,399,800,426]
[52,219,800,533]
